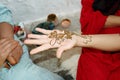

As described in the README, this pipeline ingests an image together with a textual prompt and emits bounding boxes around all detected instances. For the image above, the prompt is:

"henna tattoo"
[48,30,92,46]
[48,30,74,46]
[81,35,92,44]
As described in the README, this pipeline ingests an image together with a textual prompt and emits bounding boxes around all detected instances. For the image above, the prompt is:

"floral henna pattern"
[48,30,92,46]
[81,35,92,44]
[48,30,74,46]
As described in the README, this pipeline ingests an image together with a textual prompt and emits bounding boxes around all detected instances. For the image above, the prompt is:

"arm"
[80,0,120,34]
[24,28,120,58]
[76,34,120,51]
[105,15,120,27]
[80,0,107,34]
[0,4,23,66]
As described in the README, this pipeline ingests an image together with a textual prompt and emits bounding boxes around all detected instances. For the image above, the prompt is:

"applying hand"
[7,40,23,65]
[24,28,78,58]
[0,39,18,68]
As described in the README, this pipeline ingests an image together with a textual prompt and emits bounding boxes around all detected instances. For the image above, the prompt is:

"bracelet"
[0,60,12,71]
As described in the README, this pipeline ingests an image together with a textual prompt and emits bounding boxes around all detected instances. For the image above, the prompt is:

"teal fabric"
[32,22,55,34]
[0,3,14,25]
[0,4,64,80]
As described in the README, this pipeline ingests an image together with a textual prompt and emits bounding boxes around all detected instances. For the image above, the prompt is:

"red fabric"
[77,0,120,80]
[14,26,21,34]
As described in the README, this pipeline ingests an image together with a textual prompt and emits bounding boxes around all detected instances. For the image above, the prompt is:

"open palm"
[24,28,77,58]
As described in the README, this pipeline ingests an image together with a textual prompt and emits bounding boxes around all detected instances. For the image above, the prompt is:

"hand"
[0,39,18,68]
[24,28,78,58]
[7,41,23,65]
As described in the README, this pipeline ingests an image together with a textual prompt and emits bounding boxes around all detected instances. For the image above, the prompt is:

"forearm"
[105,15,120,27]
[0,22,14,39]
[76,34,120,51]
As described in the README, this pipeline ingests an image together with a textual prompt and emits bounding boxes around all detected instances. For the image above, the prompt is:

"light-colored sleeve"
[0,4,14,25]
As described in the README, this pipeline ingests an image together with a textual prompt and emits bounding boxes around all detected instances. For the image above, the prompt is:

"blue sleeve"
[0,4,14,25]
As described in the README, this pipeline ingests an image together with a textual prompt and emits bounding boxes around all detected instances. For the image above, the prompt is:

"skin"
[24,28,120,58]
[0,39,18,67]
[0,22,23,68]
[105,15,120,27]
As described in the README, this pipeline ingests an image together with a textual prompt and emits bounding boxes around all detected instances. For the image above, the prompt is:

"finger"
[7,44,23,65]
[0,40,18,67]
[0,39,11,48]
[0,42,18,65]
[4,62,10,69]
[7,56,16,65]
[1,41,18,56]
[36,28,64,35]
[1,42,18,58]
[56,45,72,58]
[24,39,49,45]
[3,41,18,53]
[3,42,18,56]
[11,44,23,61]
[35,28,52,34]
[27,34,48,39]
[7,50,17,65]
[0,39,7,44]
[7,43,19,65]
[1,40,17,49]
[30,44,51,54]
[14,45,23,62]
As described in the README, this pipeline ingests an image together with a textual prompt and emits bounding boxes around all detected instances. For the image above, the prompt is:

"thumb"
[56,43,75,58]
[56,46,67,58]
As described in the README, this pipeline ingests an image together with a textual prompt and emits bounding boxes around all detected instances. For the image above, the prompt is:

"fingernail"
[35,28,40,31]
[28,34,32,37]
[35,28,38,31]
[56,54,61,59]
[30,51,34,55]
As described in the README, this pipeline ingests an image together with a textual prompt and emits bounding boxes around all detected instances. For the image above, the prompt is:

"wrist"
[75,35,93,47]
[73,35,82,47]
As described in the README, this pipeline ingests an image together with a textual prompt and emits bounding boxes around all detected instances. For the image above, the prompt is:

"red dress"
[76,0,120,80]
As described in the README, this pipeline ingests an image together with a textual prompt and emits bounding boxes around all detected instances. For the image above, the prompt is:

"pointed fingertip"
[56,51,61,59]
[35,28,40,31]
[30,49,38,55]
[27,34,33,37]
[23,40,27,43]
[30,51,35,55]
[57,55,61,59]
